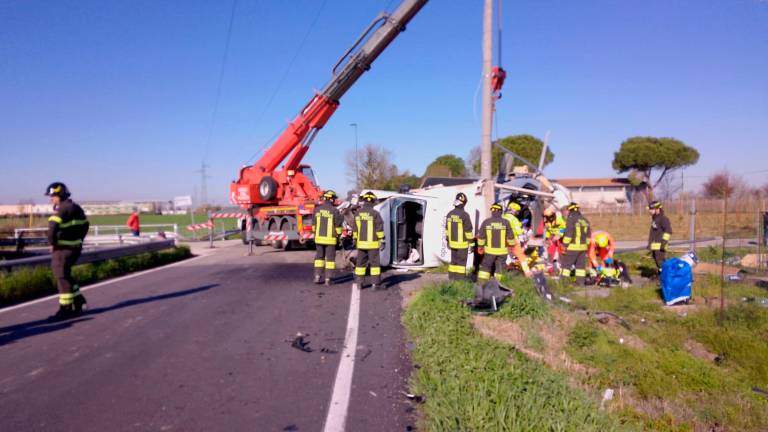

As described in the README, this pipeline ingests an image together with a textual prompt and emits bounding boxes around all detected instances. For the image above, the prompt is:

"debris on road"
[401,391,425,403]
[290,333,313,353]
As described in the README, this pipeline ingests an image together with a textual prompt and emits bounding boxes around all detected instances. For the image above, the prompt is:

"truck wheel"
[259,176,278,201]
[240,229,248,245]
[268,219,282,249]
[280,219,292,250]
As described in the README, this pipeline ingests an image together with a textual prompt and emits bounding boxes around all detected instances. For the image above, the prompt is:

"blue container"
[660,258,692,306]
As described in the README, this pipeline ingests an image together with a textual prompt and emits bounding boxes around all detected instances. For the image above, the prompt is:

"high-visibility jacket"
[48,199,89,250]
[562,210,590,252]
[354,204,385,250]
[588,230,615,265]
[313,201,343,246]
[502,213,525,239]
[544,212,566,240]
[477,215,516,256]
[648,211,672,251]
[445,206,473,249]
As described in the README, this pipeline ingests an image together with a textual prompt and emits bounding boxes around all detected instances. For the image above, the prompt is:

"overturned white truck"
[354,168,571,270]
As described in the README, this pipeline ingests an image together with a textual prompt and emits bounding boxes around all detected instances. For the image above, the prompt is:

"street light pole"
[350,123,359,189]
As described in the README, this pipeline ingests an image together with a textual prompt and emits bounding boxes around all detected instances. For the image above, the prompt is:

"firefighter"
[543,205,566,274]
[588,230,616,277]
[45,182,89,322]
[445,192,474,280]
[560,202,591,285]
[502,201,526,246]
[313,190,343,285]
[477,203,531,283]
[647,200,672,274]
[353,191,385,290]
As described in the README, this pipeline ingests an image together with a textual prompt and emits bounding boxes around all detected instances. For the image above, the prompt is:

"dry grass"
[587,212,759,241]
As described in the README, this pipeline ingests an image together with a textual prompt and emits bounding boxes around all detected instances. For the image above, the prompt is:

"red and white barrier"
[186,222,213,231]
[263,232,288,241]
[211,212,242,219]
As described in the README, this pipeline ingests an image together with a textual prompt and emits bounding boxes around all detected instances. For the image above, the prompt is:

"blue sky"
[1,0,766,204]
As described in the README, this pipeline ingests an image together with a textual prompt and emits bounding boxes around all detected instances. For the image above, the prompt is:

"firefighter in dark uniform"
[445,192,474,280]
[476,203,531,283]
[560,202,591,285]
[647,200,672,274]
[353,191,385,290]
[313,190,343,285]
[45,182,89,322]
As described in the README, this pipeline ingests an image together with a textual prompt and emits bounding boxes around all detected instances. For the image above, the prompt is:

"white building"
[554,178,639,211]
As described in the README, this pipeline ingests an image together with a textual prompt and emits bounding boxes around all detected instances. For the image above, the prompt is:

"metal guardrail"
[615,237,718,254]
[0,240,177,271]
[12,224,179,239]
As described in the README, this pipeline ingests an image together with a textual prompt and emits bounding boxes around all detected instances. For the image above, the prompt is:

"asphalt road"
[0,243,417,432]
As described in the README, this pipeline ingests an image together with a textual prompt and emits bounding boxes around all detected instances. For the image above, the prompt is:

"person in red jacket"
[126,209,140,236]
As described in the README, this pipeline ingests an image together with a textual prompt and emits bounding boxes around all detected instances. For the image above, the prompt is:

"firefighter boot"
[325,278,332,286]
[73,294,88,314]
[47,305,77,323]
[313,274,323,284]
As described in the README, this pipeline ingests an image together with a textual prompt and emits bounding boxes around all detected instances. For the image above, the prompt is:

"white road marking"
[0,254,209,314]
[323,283,362,432]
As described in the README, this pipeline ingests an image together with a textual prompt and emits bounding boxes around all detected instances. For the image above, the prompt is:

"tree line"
[345,134,765,201]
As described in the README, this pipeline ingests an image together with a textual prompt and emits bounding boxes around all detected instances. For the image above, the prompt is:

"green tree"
[612,137,699,198]
[424,154,466,177]
[470,134,554,176]
[346,143,422,191]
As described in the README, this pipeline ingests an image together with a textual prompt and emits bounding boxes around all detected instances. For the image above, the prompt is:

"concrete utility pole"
[480,0,494,216]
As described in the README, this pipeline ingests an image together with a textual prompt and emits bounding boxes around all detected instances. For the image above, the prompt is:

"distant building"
[554,178,641,211]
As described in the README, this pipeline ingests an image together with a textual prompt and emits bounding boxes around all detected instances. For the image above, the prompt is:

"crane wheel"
[258,176,278,201]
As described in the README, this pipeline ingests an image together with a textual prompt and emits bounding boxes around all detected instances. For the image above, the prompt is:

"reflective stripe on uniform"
[567,244,587,251]
[370,267,381,276]
[48,215,63,224]
[57,239,82,246]
[448,264,465,274]
[354,267,367,276]
[59,219,88,229]
[650,242,662,251]
[59,293,74,305]
[477,270,491,281]
[575,269,587,277]
[325,261,336,270]
[314,259,325,268]
[561,268,572,277]
[485,225,507,255]
[662,233,671,241]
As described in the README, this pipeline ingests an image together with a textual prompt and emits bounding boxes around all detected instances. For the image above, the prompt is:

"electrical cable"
[203,0,239,161]
[245,0,328,164]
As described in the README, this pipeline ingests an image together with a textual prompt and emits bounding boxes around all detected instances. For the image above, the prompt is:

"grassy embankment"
[0,246,192,307]
[405,259,768,431]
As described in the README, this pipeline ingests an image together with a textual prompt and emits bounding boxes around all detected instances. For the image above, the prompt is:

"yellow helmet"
[543,206,555,218]
[360,191,377,203]
[566,202,580,211]
[490,203,503,213]
[595,233,609,248]
[506,201,521,213]
[322,190,338,201]
[648,200,663,210]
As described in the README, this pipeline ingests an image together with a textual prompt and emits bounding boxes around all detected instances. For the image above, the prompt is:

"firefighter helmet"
[506,201,521,213]
[595,232,610,248]
[44,182,70,199]
[322,190,338,201]
[360,191,377,203]
[490,202,503,213]
[454,192,468,207]
[648,200,663,210]
[566,202,580,211]
[543,205,556,218]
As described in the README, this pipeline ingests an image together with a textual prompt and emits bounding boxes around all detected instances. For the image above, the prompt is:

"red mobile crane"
[231,0,428,248]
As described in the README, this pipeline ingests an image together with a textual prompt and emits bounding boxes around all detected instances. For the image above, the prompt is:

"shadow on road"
[382,272,421,288]
[0,284,218,347]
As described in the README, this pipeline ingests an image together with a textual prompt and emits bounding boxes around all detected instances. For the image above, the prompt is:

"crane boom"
[231,0,428,207]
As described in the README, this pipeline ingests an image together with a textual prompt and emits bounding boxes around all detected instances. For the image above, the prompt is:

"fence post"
[757,208,763,274]
[689,198,696,251]
[208,211,214,249]
[173,224,178,237]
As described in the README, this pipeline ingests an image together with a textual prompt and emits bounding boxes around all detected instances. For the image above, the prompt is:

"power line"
[203,0,239,161]
[244,0,328,163]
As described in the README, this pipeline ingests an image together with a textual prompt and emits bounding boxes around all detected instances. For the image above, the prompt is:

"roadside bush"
[0,246,191,307]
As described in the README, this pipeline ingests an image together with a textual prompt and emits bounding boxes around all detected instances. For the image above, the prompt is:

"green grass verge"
[0,246,192,307]
[404,280,626,431]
